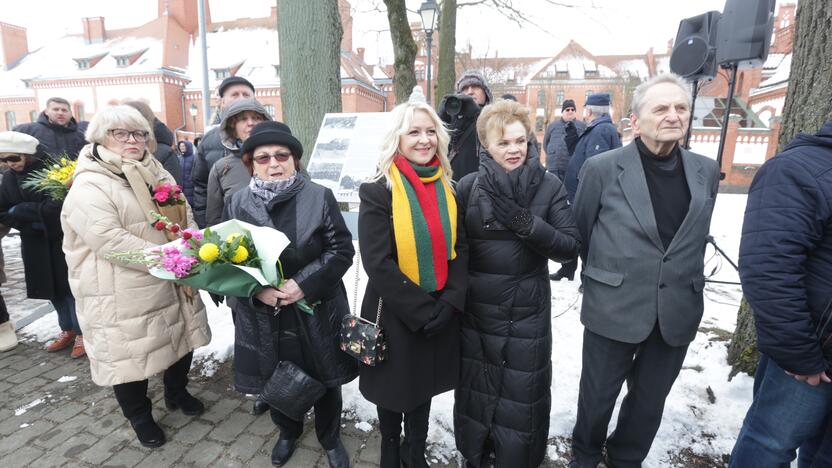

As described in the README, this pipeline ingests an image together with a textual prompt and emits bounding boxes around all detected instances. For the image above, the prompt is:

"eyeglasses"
[564,108,576,112]
[0,155,22,163]
[253,152,293,165]
[108,129,149,143]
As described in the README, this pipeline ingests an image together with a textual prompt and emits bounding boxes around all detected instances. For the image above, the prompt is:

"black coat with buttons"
[453,168,579,468]
[357,180,469,413]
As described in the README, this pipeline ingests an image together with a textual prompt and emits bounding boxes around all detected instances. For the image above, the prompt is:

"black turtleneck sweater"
[635,138,690,250]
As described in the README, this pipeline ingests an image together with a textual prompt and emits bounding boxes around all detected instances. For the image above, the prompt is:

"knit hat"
[217,76,255,98]
[456,69,494,105]
[241,121,303,159]
[562,99,576,111]
[0,131,38,155]
[585,93,611,106]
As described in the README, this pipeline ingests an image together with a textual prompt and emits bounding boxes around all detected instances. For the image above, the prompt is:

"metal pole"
[426,31,433,106]
[197,0,211,129]
[684,79,699,149]
[715,64,738,180]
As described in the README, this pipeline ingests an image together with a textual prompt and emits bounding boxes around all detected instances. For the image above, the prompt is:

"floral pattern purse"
[339,249,387,366]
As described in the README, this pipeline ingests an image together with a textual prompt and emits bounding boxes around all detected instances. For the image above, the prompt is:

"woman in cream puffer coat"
[61,105,211,449]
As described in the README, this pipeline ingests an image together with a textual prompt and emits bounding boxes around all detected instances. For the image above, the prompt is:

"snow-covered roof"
[186,27,280,91]
[537,55,616,80]
[762,53,787,70]
[371,65,389,80]
[758,54,791,88]
[606,58,650,79]
[0,34,164,91]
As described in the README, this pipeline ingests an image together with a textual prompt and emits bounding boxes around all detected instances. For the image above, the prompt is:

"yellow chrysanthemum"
[225,233,242,244]
[198,243,220,262]
[230,246,249,264]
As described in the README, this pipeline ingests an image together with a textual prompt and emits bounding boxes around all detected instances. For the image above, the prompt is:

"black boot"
[271,434,298,466]
[129,415,166,448]
[380,435,401,468]
[252,395,269,415]
[549,268,575,281]
[164,390,205,416]
[400,402,431,468]
[325,438,350,468]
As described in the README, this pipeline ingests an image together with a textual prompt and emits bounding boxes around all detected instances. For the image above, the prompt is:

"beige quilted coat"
[61,145,211,386]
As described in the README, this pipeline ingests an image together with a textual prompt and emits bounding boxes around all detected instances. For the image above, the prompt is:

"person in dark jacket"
[454,100,580,468]
[358,89,468,468]
[191,76,256,227]
[223,121,356,468]
[0,131,83,357]
[205,98,270,227]
[439,70,494,182]
[543,99,586,181]
[14,97,86,158]
[730,120,832,468]
[123,101,183,185]
[177,141,195,204]
[564,93,622,202]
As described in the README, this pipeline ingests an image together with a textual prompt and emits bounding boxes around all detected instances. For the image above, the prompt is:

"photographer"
[438,70,493,181]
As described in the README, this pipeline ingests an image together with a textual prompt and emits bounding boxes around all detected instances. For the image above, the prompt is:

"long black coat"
[224,176,358,393]
[0,159,71,300]
[454,168,579,467]
[357,180,468,413]
[14,113,86,158]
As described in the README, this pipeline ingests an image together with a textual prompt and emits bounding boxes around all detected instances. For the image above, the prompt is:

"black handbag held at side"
[260,307,326,421]
[339,247,388,366]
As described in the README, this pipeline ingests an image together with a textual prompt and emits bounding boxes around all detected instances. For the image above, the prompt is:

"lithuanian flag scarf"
[389,155,457,292]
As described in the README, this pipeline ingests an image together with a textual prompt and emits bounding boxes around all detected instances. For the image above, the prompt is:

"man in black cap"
[191,76,257,227]
[563,93,621,203]
[544,99,586,183]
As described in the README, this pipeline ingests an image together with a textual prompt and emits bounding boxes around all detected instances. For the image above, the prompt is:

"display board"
[307,112,391,204]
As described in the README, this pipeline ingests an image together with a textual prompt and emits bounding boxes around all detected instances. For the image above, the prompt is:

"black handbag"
[260,306,326,421]
[339,248,387,366]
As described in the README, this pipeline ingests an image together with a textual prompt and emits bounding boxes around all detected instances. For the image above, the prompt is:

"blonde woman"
[357,88,468,468]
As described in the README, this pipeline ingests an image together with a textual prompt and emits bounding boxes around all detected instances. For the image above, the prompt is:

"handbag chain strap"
[354,244,383,329]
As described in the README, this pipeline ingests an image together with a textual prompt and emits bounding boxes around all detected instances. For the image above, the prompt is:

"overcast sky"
[1,0,772,64]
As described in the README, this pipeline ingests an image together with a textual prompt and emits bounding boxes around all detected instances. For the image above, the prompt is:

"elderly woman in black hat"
[222,121,357,468]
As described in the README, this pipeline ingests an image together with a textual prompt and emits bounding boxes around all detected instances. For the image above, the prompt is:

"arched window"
[537,90,545,109]
[5,111,16,130]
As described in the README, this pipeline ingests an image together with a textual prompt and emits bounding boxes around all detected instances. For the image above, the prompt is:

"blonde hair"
[476,100,533,148]
[373,101,453,190]
[85,105,155,149]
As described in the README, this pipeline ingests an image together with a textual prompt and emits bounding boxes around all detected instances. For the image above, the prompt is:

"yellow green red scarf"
[390,155,457,292]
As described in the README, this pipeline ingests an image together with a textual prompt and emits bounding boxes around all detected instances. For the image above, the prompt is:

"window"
[536,90,545,109]
[74,103,85,122]
[5,111,16,130]
[585,90,594,100]
[584,69,599,78]
[556,91,564,105]
[535,116,544,132]
[273,65,280,78]
[29,110,37,122]
[116,56,130,67]
[75,59,90,70]
[214,68,231,80]
[416,67,425,81]
[264,104,275,118]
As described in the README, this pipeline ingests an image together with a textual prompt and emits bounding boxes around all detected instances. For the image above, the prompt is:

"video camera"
[438,93,480,131]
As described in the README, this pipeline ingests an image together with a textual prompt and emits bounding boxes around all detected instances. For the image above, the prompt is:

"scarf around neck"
[249,174,298,202]
[93,144,164,223]
[389,155,457,292]
[476,146,545,227]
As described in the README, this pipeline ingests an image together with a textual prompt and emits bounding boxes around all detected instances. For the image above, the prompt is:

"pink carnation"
[153,191,169,203]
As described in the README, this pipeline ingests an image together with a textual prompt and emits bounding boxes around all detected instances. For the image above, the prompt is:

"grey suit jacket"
[573,142,719,346]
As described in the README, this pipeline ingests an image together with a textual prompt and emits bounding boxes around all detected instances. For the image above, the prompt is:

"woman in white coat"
[61,105,211,448]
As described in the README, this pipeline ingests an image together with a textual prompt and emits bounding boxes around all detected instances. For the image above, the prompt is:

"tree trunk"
[727,298,760,380]
[728,0,832,379]
[436,0,457,103]
[778,0,832,149]
[278,0,343,166]
[383,0,417,104]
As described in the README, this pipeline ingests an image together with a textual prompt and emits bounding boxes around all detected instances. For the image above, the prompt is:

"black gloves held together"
[491,194,533,235]
[422,300,456,338]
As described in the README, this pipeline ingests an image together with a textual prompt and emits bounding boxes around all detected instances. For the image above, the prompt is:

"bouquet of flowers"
[109,214,316,314]
[151,182,186,206]
[21,155,77,201]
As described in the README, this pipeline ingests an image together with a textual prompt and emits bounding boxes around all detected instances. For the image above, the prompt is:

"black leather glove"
[422,300,455,338]
[490,194,533,235]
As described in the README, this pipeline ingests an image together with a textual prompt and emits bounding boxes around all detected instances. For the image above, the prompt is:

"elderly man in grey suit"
[569,73,720,468]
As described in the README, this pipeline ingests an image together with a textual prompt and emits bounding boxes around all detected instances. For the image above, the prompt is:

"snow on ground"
[17,193,753,465]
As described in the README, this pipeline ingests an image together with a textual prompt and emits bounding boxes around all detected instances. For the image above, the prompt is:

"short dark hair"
[46,97,70,108]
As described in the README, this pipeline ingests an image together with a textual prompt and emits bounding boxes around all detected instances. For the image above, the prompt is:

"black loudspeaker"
[716,0,776,68]
[670,11,721,81]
